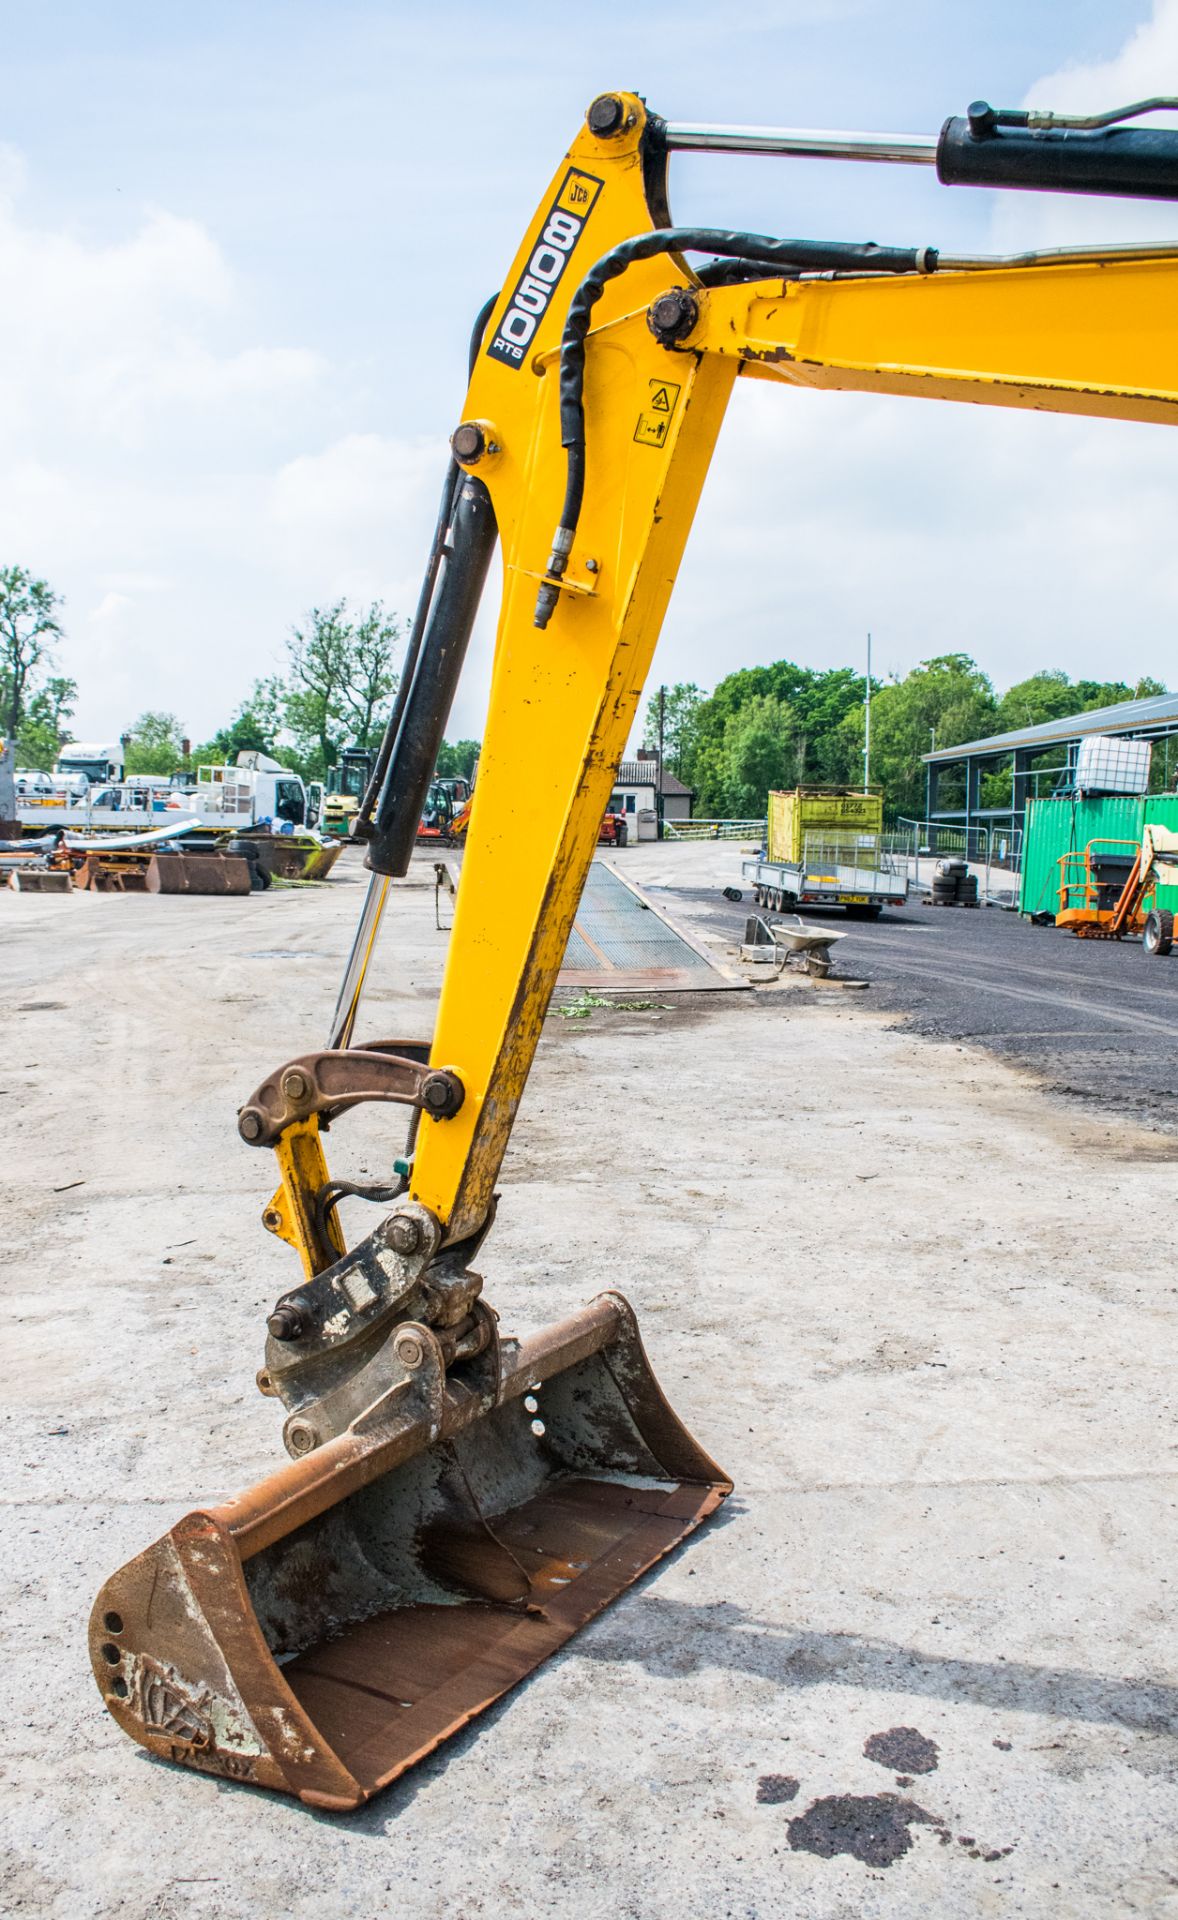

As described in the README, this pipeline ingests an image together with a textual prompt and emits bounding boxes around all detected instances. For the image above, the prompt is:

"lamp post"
[862,633,872,794]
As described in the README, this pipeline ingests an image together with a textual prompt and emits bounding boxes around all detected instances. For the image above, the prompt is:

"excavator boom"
[92,89,1178,1804]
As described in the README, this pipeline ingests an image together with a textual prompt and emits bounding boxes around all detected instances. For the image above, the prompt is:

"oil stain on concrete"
[786,1793,936,1867]
[863,1725,940,1775]
[755,1774,800,1804]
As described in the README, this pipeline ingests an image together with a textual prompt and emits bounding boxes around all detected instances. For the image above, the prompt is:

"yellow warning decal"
[633,378,682,448]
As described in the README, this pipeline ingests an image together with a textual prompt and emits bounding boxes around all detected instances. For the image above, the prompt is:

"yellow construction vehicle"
[322,746,377,838]
[92,89,1178,1807]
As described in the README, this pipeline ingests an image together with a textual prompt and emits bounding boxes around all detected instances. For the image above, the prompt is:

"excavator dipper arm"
[91,90,1178,1805]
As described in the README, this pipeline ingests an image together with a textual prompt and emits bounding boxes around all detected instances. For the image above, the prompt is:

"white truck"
[177,754,322,832]
[17,752,321,836]
[54,740,126,794]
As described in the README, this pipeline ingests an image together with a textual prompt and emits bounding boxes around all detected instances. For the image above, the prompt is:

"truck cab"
[55,741,125,795]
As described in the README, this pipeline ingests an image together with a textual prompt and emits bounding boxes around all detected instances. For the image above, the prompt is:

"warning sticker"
[633,378,682,448]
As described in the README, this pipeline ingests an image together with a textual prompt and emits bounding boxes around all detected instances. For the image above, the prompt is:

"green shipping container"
[767,788,884,865]
[1019,792,1178,916]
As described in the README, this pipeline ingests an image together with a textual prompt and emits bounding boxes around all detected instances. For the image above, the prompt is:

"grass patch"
[551,990,671,1020]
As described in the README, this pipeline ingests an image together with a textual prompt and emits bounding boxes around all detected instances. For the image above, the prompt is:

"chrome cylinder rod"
[328,870,392,1050]
[663,123,938,165]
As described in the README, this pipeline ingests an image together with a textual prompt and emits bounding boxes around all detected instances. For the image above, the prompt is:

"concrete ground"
[2,842,1177,1919]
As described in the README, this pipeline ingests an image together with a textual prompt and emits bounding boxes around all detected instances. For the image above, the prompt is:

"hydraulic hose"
[534,230,936,627]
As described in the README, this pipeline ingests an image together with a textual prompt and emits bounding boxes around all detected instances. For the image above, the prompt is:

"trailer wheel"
[1143,909,1174,957]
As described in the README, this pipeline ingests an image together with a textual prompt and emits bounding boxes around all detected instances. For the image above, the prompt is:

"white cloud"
[989,0,1178,251]
[0,153,498,745]
[6,6,1178,760]
[642,6,1178,723]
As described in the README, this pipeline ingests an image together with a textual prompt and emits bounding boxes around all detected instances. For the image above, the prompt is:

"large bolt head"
[421,1071,456,1116]
[587,93,624,136]
[648,287,699,345]
[451,421,486,464]
[394,1330,425,1369]
[238,1109,263,1142]
[286,1419,318,1456]
[267,1303,305,1341]
[281,1067,310,1102]
[387,1215,422,1257]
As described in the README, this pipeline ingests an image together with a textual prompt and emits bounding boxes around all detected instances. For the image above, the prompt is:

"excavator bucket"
[146,851,252,895]
[90,1294,728,1808]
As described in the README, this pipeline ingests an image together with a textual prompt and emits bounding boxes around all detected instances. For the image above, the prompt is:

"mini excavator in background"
[92,89,1178,1807]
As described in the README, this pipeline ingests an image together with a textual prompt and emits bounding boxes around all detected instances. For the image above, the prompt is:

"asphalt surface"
[651,885,1178,1137]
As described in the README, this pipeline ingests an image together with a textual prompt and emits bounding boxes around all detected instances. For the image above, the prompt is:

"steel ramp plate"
[560,860,740,991]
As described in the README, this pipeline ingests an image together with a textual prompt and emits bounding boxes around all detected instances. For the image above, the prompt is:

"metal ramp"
[560,860,739,992]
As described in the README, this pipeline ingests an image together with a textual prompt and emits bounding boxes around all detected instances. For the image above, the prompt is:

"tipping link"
[238,1041,464,1149]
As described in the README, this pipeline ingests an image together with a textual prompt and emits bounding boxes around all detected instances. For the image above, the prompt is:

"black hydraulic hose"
[693,256,805,287]
[354,291,499,837]
[534,231,936,627]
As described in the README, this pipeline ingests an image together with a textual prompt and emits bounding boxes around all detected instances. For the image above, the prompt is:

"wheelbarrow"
[741,913,847,978]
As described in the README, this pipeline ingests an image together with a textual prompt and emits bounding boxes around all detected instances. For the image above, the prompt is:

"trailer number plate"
[840,893,869,903]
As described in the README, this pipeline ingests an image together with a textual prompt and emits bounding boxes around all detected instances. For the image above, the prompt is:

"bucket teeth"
[90,1292,729,1807]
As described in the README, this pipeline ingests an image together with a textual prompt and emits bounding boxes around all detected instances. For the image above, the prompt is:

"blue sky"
[3,1,1176,748]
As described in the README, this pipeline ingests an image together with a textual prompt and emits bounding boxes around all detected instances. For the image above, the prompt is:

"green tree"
[285,602,352,774]
[995,669,1167,734]
[841,653,996,818]
[995,669,1078,732]
[0,565,64,741]
[435,738,481,781]
[723,694,799,814]
[284,599,401,776]
[17,675,77,770]
[681,662,866,811]
[642,683,704,779]
[123,711,188,776]
[339,603,401,750]
[190,677,287,768]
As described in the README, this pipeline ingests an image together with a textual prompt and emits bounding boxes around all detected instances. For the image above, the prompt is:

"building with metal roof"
[921,690,1178,838]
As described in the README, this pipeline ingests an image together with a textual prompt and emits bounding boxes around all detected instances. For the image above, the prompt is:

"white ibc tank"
[1074,733,1151,796]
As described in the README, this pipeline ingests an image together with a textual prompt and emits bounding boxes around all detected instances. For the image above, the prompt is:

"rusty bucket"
[146,851,252,895]
[90,1294,728,1808]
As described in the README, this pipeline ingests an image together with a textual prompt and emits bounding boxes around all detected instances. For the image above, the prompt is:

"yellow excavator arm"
[91,88,1178,1806]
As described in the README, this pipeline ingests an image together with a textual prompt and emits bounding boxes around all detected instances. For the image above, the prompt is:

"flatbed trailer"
[742,849,909,917]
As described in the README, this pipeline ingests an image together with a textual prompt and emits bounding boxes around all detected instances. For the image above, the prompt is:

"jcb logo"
[487,170,602,368]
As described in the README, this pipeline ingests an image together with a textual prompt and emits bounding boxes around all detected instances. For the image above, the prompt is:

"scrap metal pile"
[0,827,342,895]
